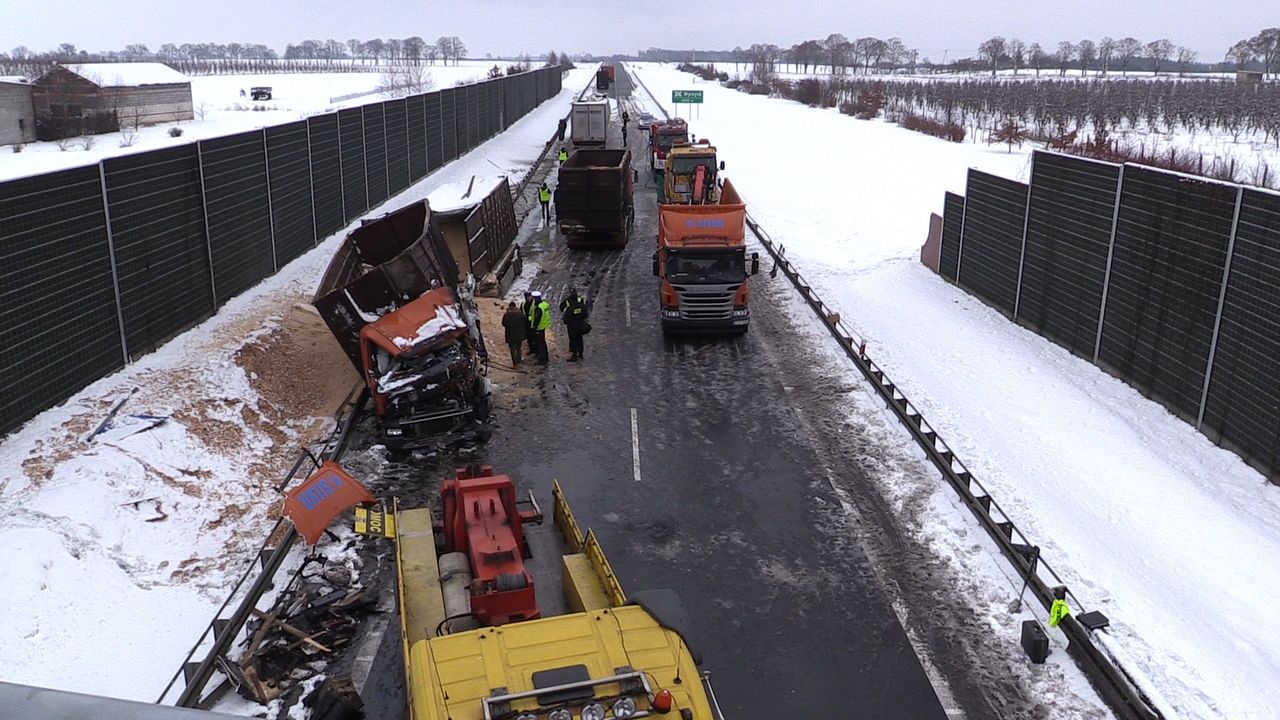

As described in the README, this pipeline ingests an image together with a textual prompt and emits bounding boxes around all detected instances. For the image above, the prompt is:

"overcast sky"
[3,1,1272,61]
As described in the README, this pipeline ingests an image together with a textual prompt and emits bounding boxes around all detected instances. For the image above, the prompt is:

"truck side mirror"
[720,160,726,171]
[652,252,659,277]
[751,253,760,275]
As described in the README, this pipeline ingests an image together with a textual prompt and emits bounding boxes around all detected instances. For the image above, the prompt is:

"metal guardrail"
[745,214,1167,720]
[156,387,368,708]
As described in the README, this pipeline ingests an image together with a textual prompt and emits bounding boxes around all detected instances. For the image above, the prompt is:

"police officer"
[527,290,552,364]
[558,146,569,164]
[538,182,551,225]
[560,286,590,361]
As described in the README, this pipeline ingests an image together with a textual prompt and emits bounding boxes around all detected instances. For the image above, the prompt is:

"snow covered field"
[0,60,501,182]
[628,61,1280,720]
[0,65,592,703]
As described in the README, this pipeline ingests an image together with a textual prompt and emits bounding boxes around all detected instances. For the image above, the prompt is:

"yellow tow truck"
[662,140,723,205]
[377,466,724,720]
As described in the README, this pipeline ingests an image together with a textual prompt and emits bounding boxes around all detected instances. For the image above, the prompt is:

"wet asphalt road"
[340,65,1044,720]
[479,66,952,720]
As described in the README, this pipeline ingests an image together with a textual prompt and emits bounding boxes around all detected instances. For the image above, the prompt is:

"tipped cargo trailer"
[312,201,491,451]
[554,148,635,249]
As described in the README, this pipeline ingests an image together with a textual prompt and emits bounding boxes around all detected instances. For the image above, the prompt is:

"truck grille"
[673,284,739,321]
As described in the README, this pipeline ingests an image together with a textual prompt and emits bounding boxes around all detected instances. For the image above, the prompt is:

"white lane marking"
[625,295,632,327]
[630,408,642,482]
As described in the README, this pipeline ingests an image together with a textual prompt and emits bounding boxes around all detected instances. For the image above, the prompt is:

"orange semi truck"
[654,178,760,333]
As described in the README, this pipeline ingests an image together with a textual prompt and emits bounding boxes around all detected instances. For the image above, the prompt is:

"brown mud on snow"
[477,297,556,409]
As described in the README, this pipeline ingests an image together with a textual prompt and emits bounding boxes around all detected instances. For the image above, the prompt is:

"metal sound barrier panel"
[1018,152,1120,357]
[1098,165,1237,421]
[199,131,274,306]
[957,170,1027,317]
[104,145,213,355]
[265,121,317,266]
[0,167,123,435]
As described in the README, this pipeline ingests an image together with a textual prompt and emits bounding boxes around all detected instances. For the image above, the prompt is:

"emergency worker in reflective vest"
[538,182,551,225]
[560,286,590,361]
[527,290,552,364]
[1048,586,1071,628]
[558,147,569,164]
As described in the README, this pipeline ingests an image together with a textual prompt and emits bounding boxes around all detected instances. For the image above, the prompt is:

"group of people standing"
[501,286,591,367]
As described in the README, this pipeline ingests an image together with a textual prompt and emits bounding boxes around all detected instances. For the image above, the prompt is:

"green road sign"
[672,90,704,104]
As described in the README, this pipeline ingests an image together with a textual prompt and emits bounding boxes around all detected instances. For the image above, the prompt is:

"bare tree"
[1250,28,1280,78]
[1056,41,1076,76]
[1146,39,1174,75]
[1028,43,1047,76]
[403,36,426,65]
[1227,39,1255,69]
[1007,38,1026,75]
[1175,46,1197,77]
[825,33,849,74]
[979,36,1007,76]
[347,38,363,64]
[1117,37,1142,75]
[1077,39,1096,75]
[1098,37,1116,76]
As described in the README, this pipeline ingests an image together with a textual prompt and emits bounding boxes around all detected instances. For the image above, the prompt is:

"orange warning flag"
[283,461,375,545]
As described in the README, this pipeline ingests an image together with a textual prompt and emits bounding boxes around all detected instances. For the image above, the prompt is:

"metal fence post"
[361,110,371,210]
[382,102,390,196]
[306,119,319,246]
[1197,185,1245,428]
[956,180,970,283]
[1093,164,1126,363]
[98,161,131,365]
[194,139,218,307]
[261,128,279,272]
[1013,160,1037,319]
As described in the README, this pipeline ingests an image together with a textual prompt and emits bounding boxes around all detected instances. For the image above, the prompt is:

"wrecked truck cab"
[312,201,491,451]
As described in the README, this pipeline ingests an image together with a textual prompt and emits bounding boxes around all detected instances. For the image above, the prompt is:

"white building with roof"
[0,76,36,146]
[31,62,192,139]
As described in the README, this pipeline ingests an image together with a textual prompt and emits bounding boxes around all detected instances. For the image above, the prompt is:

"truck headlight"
[385,427,403,436]
[662,309,680,318]
[612,698,638,718]
[732,308,749,317]
[580,703,605,720]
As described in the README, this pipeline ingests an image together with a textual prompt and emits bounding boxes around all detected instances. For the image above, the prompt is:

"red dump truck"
[555,148,635,248]
[596,64,615,91]
[654,178,760,333]
[313,201,490,451]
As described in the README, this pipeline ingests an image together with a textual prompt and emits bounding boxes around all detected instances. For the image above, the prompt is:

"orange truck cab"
[359,287,490,448]
[654,179,760,333]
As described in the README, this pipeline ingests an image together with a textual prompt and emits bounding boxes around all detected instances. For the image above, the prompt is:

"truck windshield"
[666,250,744,284]
[657,133,687,150]
[671,157,715,175]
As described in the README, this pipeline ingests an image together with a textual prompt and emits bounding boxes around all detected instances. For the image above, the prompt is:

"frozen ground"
[0,65,592,704]
[0,60,503,182]
[630,61,1280,720]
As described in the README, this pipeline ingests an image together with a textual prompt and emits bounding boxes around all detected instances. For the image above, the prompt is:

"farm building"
[31,63,192,140]
[0,77,36,146]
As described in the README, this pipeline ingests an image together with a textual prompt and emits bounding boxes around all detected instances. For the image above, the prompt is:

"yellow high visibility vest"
[539,187,551,202]
[1049,598,1070,628]
[558,150,568,162]
[528,300,551,330]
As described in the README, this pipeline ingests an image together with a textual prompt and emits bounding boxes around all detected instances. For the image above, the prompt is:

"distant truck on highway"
[655,178,760,333]
[595,64,615,91]
[312,201,491,451]
[570,100,610,146]
[555,148,635,248]
[647,118,689,174]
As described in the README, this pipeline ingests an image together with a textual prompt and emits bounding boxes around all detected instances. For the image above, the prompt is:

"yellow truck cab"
[663,140,722,205]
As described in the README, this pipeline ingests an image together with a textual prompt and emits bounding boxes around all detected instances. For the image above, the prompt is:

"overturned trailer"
[313,200,491,451]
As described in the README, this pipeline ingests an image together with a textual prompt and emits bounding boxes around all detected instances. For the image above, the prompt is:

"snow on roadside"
[0,65,592,704]
[628,62,1280,720]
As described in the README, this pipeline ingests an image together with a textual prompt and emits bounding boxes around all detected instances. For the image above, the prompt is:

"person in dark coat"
[521,290,536,354]
[559,286,590,361]
[501,301,528,365]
